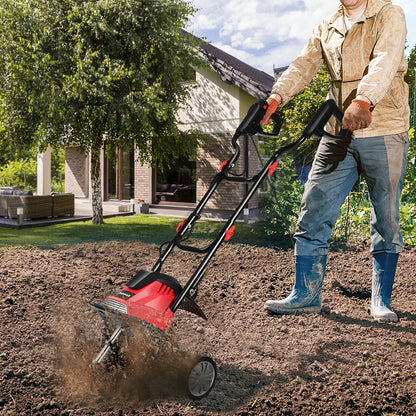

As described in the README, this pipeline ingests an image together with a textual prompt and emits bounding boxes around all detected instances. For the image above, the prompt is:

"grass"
[0,214,280,249]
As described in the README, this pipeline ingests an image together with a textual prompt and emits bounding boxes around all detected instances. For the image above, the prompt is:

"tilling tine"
[93,324,123,369]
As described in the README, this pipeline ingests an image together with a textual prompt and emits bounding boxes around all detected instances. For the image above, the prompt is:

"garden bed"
[1,240,415,415]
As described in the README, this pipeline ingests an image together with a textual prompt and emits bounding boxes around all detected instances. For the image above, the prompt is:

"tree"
[405,44,416,130]
[0,0,204,223]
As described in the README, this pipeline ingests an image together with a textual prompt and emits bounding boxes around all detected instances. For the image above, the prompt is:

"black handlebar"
[236,99,283,137]
[236,98,345,140]
[301,99,345,138]
[226,98,346,183]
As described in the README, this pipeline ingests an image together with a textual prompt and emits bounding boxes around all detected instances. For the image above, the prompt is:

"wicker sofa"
[51,193,75,217]
[0,188,74,220]
[7,195,53,219]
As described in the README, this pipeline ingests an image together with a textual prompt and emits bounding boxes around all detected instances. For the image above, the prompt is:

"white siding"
[178,67,257,134]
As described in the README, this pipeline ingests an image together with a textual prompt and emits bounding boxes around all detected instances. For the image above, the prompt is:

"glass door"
[104,145,135,201]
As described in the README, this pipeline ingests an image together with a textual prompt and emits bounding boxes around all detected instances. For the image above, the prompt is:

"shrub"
[260,128,416,245]
[332,178,371,242]
[402,128,415,204]
[259,136,304,238]
[0,147,65,192]
[0,158,37,190]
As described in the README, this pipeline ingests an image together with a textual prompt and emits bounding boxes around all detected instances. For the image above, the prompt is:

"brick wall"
[197,133,259,211]
[65,147,89,197]
[134,150,152,203]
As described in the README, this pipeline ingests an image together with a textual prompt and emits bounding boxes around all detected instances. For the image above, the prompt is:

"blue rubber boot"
[371,253,399,323]
[264,255,327,314]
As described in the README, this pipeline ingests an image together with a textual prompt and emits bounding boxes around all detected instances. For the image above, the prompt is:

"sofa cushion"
[13,190,33,196]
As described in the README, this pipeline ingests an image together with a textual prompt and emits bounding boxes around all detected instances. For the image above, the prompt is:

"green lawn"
[0,214,278,249]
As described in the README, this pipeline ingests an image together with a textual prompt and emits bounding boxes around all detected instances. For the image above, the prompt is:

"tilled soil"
[1,238,416,415]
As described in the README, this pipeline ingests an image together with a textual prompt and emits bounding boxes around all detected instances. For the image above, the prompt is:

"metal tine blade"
[93,324,123,369]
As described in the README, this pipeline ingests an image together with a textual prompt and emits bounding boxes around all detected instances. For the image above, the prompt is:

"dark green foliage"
[0,0,202,158]
[405,44,416,130]
[0,0,204,222]
[0,147,66,192]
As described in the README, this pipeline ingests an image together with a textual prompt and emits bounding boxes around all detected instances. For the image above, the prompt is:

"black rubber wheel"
[186,355,217,400]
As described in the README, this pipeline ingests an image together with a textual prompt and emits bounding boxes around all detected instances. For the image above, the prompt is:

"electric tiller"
[89,99,345,400]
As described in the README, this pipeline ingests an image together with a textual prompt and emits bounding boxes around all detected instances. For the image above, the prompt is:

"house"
[64,39,279,216]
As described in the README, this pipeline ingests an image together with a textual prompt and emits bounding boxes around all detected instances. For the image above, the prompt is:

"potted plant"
[135,198,149,214]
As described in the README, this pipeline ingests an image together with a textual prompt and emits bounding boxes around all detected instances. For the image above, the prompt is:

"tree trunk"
[90,147,103,224]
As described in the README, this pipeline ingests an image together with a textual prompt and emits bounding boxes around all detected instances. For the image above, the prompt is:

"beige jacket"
[272,0,410,137]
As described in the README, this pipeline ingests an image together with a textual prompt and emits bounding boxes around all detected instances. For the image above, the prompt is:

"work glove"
[260,94,281,127]
[342,99,372,132]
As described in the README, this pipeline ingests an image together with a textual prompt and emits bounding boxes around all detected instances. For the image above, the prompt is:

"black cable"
[158,241,171,259]
[158,215,199,261]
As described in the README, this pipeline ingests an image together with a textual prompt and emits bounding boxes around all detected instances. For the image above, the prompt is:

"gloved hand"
[342,99,372,131]
[260,94,281,126]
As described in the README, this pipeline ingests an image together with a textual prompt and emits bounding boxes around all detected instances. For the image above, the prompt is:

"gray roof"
[273,66,289,81]
[184,31,290,100]
[198,42,274,100]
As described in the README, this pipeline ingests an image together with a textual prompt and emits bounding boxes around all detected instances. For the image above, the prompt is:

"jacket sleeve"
[271,23,325,106]
[357,5,407,105]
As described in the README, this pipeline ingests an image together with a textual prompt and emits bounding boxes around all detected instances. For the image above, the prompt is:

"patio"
[0,197,259,229]
[0,198,134,229]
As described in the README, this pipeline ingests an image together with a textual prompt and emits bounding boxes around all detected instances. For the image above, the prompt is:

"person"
[261,0,410,322]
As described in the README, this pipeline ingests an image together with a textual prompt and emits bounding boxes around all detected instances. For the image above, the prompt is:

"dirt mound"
[1,240,416,415]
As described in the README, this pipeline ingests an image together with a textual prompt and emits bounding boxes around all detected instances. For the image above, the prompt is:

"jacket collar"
[329,0,391,33]
[364,0,391,18]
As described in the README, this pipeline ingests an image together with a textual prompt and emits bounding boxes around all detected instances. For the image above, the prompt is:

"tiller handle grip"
[301,99,346,138]
[236,99,283,137]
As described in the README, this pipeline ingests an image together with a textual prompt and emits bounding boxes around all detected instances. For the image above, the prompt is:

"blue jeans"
[294,132,409,256]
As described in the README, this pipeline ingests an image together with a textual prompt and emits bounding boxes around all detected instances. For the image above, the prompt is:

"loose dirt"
[1,238,415,415]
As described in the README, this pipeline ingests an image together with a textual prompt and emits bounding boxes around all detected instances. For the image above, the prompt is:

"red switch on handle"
[176,219,186,232]
[220,159,230,171]
[224,225,235,241]
[268,161,278,175]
